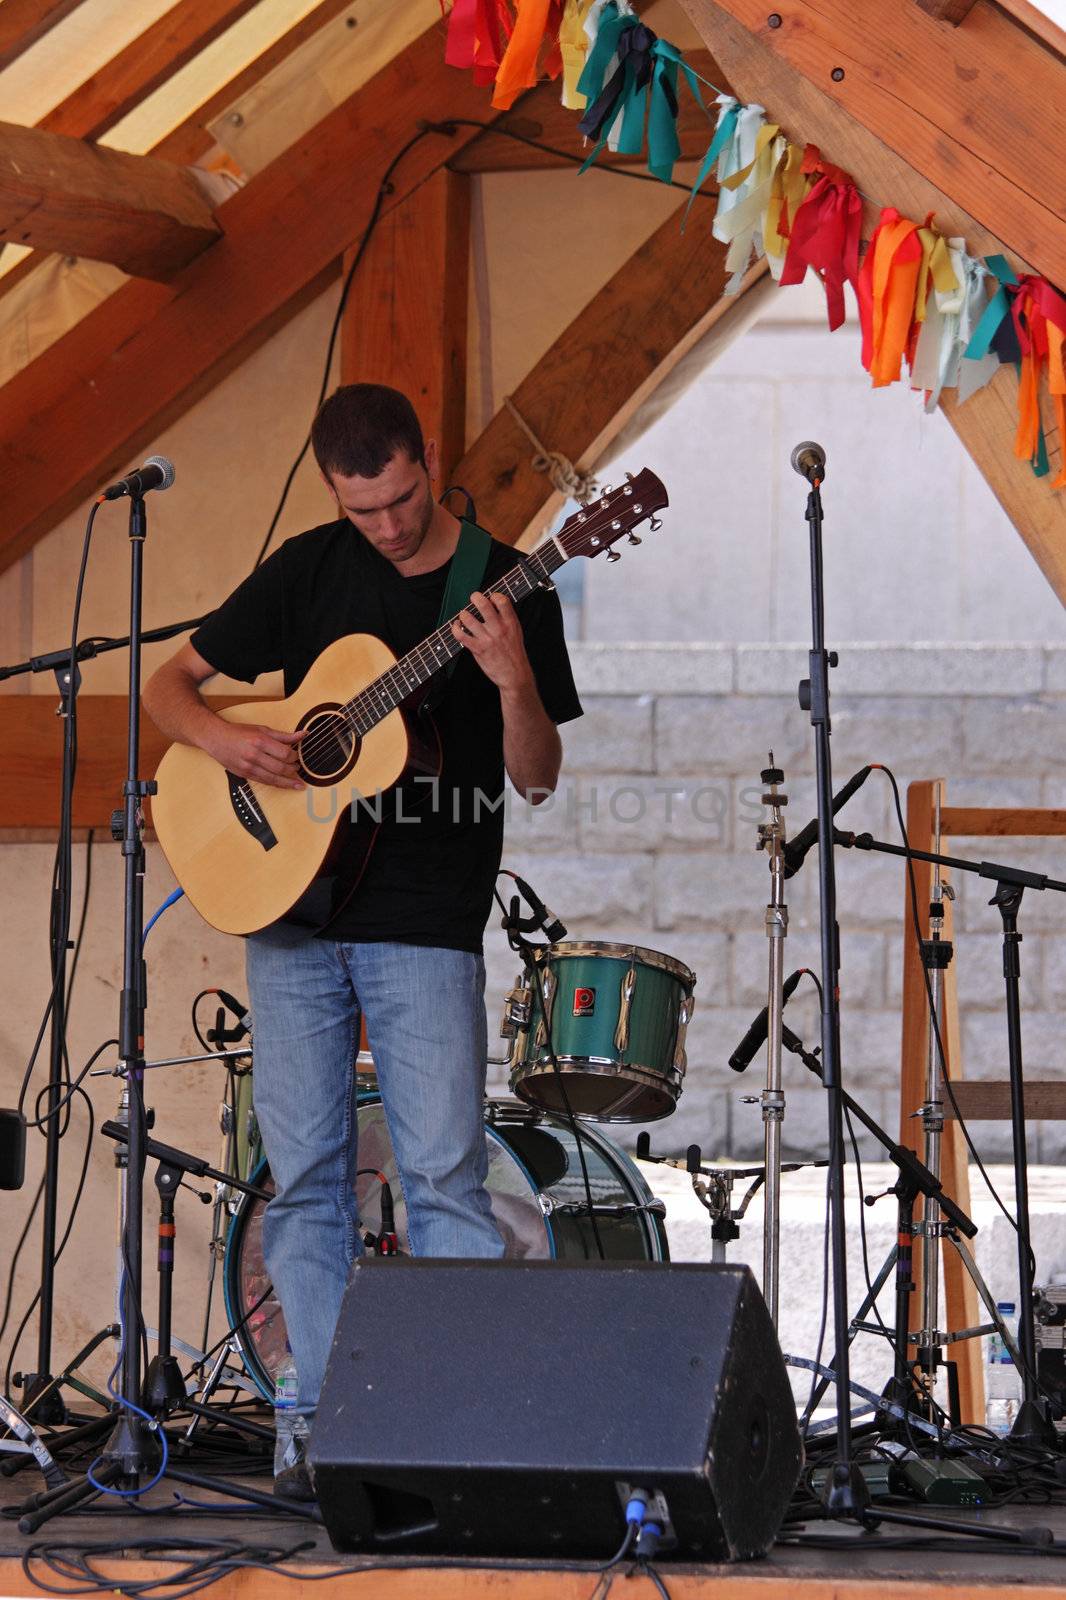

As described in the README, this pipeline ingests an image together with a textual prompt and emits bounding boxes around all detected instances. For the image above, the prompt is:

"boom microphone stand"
[833,823,1065,1445]
[790,440,866,1514]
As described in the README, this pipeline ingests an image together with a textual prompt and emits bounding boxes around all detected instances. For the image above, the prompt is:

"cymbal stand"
[755,756,789,1324]
[912,782,955,1418]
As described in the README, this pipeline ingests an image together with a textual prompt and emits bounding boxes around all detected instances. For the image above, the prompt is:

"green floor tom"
[505,940,696,1122]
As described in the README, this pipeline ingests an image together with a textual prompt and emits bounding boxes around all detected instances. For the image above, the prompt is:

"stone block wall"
[485,642,1066,1171]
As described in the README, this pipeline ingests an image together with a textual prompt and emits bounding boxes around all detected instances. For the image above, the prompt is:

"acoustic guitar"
[150,470,668,935]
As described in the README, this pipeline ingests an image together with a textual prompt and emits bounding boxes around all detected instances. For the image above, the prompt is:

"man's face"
[327,444,436,566]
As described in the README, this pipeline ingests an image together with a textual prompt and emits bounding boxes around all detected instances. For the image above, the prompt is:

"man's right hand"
[206,723,305,789]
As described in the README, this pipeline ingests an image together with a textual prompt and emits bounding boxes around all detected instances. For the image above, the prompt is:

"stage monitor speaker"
[311,1258,802,1561]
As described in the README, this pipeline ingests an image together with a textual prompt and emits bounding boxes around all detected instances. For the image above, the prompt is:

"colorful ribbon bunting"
[714,117,786,291]
[778,145,862,332]
[576,3,701,182]
[857,208,923,387]
[763,141,809,278]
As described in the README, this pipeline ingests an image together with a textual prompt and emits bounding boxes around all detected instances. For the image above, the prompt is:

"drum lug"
[673,991,696,1075]
[534,966,557,1050]
[500,980,532,1038]
[219,1102,234,1136]
[614,962,637,1054]
[538,1192,555,1217]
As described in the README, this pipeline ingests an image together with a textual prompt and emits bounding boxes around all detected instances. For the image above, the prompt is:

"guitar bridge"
[227,773,277,851]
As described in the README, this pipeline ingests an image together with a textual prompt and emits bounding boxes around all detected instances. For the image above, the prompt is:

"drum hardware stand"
[636,1135,825,1265]
[778,1022,1021,1435]
[790,439,866,1515]
[832,825,1065,1447]
[755,755,789,1326]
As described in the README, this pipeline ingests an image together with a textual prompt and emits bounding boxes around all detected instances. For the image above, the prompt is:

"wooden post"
[898,779,982,1423]
[340,168,471,486]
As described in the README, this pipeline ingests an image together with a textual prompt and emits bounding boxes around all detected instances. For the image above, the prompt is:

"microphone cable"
[493,879,606,1261]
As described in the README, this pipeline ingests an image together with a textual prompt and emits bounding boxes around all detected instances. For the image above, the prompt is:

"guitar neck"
[343,541,566,733]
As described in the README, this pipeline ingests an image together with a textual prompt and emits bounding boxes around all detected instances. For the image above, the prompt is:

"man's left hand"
[451,591,534,695]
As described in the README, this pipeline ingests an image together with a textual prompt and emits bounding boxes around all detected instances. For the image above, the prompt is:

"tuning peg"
[648,516,662,532]
[627,533,642,545]
[606,549,621,562]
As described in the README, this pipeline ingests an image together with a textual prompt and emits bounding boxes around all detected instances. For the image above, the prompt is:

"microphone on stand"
[511,874,568,943]
[783,765,874,880]
[100,456,176,501]
[790,441,826,484]
[728,969,805,1074]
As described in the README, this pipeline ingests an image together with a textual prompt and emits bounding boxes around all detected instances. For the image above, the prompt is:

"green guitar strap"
[436,518,492,681]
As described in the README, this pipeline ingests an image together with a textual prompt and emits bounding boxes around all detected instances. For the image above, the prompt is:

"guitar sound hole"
[298,708,358,783]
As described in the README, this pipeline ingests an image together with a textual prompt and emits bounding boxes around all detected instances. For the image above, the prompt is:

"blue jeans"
[245,934,504,1419]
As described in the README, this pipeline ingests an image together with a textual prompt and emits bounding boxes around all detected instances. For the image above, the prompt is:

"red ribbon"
[445,0,514,85]
[779,145,862,332]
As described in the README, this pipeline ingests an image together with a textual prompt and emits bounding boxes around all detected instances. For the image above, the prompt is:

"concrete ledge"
[569,642,733,695]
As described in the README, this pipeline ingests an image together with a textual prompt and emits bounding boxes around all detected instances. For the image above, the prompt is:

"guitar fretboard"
[343,542,565,734]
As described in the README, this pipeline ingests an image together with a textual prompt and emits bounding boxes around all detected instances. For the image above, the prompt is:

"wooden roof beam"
[452,209,766,545]
[0,118,221,278]
[916,0,978,22]
[0,0,86,73]
[0,23,513,571]
[36,0,263,143]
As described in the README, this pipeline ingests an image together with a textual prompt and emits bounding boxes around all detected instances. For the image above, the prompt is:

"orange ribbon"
[857,208,923,388]
[491,0,563,109]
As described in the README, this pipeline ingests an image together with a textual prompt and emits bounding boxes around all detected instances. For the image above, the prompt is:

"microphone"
[512,874,568,943]
[101,455,175,501]
[728,969,804,1074]
[790,440,826,483]
[206,988,252,1042]
[377,1182,399,1256]
[783,765,873,880]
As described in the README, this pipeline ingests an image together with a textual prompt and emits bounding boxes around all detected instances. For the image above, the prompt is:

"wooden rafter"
[683,0,1066,288]
[916,0,977,22]
[680,0,1066,607]
[341,168,471,485]
[36,0,262,143]
[451,213,766,545]
[0,0,354,307]
[0,23,514,572]
[0,0,86,73]
[0,119,221,278]
[450,47,719,173]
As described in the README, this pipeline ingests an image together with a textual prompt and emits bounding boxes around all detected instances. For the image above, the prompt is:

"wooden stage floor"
[2,1468,1066,1599]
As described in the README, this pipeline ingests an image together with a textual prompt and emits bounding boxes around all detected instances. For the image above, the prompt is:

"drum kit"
[186,933,696,1407]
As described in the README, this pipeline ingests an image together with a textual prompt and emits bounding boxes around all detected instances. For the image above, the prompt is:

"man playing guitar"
[143,384,582,1499]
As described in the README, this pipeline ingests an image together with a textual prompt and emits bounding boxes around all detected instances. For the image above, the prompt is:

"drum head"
[223,1095,667,1400]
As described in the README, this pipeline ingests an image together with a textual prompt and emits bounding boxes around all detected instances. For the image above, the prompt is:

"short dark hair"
[311,384,426,481]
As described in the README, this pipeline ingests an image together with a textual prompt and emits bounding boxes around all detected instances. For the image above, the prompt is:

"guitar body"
[151,633,422,936]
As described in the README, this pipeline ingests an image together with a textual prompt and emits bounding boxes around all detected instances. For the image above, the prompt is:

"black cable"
[5,1086,95,1402]
[492,880,606,1260]
[249,119,716,571]
[638,1560,673,1600]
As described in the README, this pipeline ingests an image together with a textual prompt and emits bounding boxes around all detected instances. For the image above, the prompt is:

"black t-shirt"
[190,518,582,952]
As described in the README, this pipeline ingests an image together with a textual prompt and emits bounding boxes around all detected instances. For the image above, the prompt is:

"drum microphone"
[728,969,805,1074]
[100,455,175,501]
[783,765,874,880]
[790,440,826,483]
[377,1182,399,1256]
[512,874,567,943]
[206,988,252,1041]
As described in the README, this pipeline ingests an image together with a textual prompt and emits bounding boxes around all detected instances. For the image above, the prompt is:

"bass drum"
[223,1093,669,1402]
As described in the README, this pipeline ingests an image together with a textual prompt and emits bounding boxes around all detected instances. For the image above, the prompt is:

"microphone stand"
[756,758,789,1327]
[0,614,204,1424]
[794,452,867,1515]
[833,824,1065,1446]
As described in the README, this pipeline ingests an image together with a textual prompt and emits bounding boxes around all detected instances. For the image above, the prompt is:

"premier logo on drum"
[572,987,596,1017]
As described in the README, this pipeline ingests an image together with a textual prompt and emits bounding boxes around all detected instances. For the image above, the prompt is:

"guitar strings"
[290,487,642,774]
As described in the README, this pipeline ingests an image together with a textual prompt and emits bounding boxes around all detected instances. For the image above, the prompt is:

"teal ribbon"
[963,254,1017,361]
[681,96,738,231]
[577,6,705,183]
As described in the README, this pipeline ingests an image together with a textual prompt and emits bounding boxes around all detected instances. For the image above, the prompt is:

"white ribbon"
[910,241,998,411]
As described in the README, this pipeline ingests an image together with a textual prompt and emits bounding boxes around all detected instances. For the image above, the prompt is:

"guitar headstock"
[554,470,668,563]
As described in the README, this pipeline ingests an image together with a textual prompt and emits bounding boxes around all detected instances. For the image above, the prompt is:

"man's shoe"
[274,1459,316,1503]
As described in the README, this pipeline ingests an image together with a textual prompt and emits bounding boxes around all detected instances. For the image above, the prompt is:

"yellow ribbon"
[560,0,596,107]
[763,141,809,277]
[913,221,958,326]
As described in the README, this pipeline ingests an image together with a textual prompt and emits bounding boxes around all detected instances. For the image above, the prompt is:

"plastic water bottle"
[986,1301,1022,1436]
[273,1344,308,1473]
